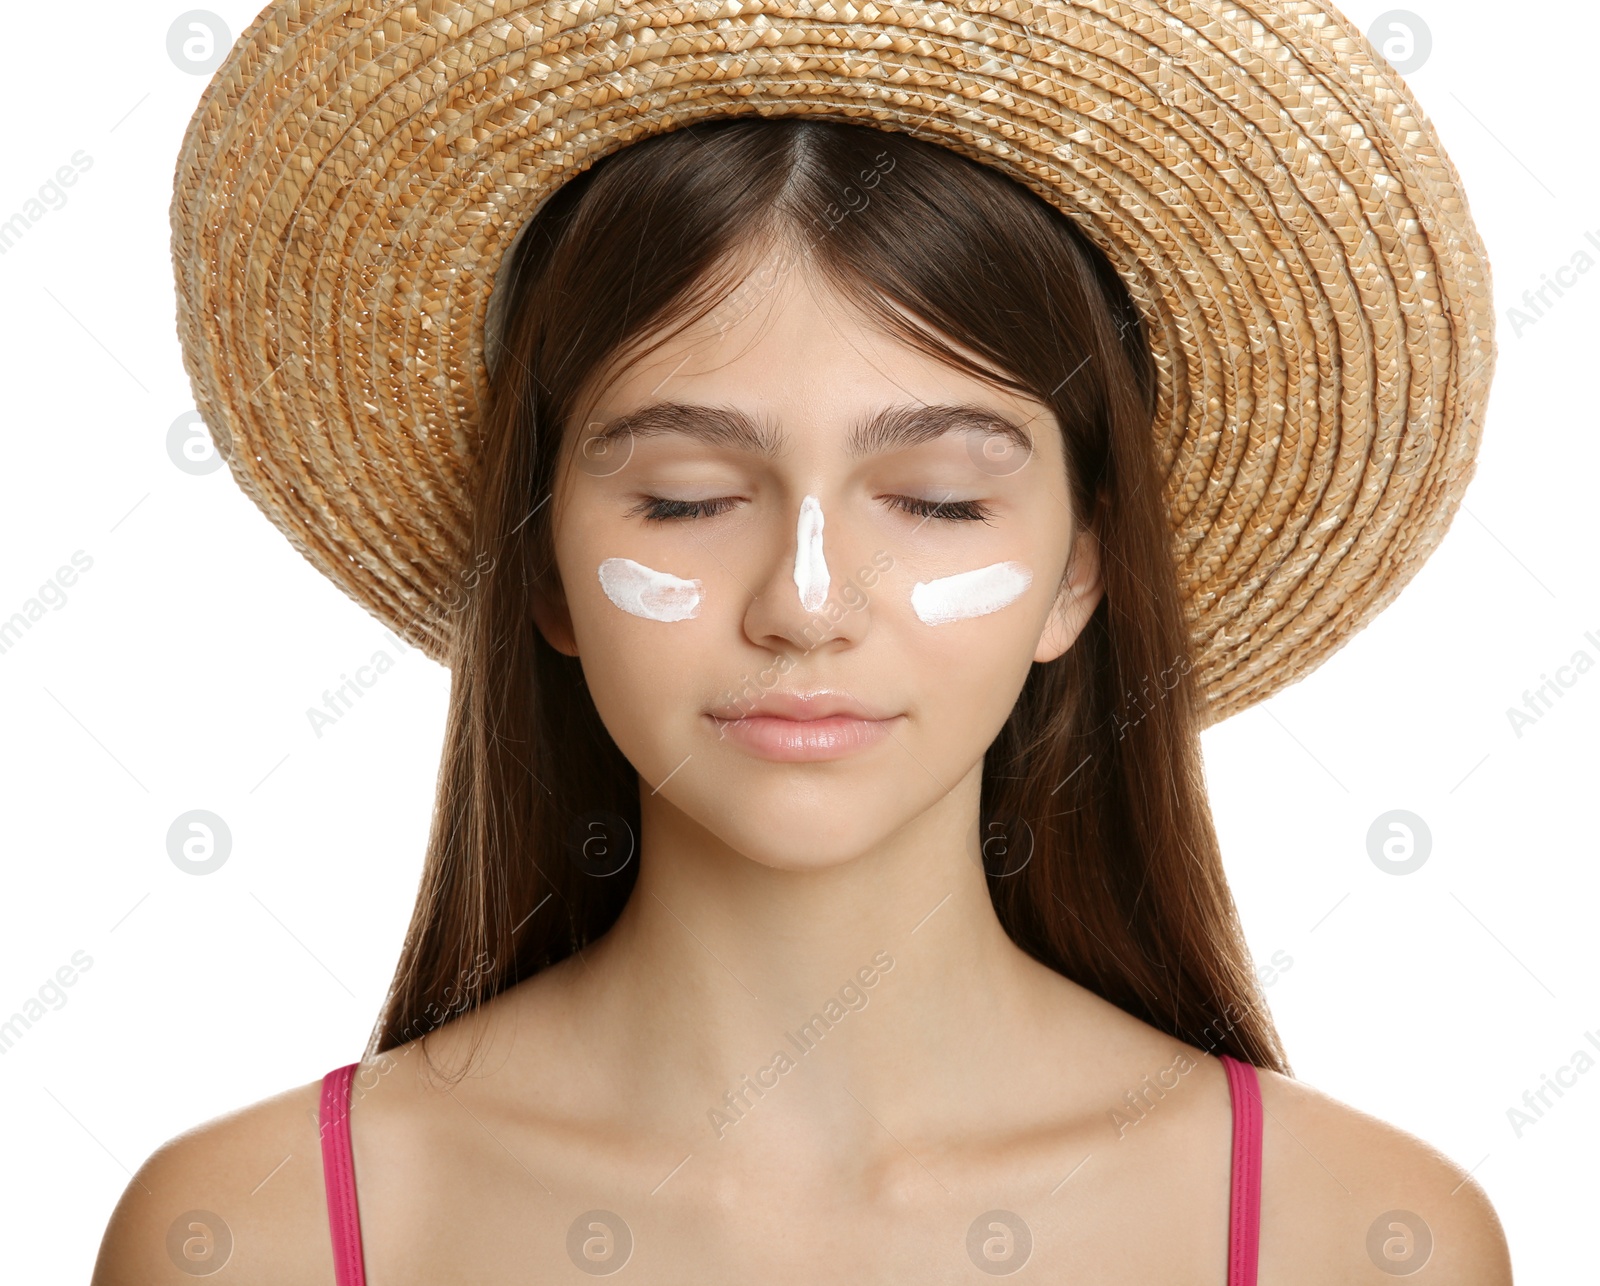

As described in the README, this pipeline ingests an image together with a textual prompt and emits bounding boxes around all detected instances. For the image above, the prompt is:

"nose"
[742,491,870,654]
[793,494,830,613]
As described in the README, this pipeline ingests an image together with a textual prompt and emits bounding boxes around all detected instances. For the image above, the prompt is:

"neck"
[538,760,1090,1170]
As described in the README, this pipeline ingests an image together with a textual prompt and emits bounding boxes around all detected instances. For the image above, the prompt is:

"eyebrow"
[579,401,1036,461]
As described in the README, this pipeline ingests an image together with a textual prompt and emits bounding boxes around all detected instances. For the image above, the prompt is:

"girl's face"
[533,245,1102,870]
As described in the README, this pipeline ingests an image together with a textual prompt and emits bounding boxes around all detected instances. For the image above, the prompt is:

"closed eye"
[628,495,997,524]
[629,496,741,523]
[888,494,996,524]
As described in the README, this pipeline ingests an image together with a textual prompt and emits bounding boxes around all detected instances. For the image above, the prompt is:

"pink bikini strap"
[319,1062,368,1286]
[315,1051,1257,1284]
[1219,1053,1263,1286]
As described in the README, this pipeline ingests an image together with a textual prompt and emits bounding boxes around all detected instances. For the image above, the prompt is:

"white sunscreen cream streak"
[911,561,1032,625]
[794,494,830,613]
[597,557,703,622]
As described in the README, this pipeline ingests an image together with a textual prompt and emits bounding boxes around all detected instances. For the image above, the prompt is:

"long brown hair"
[369,116,1290,1077]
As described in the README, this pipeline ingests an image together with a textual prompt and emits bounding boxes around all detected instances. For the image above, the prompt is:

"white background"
[0,2,1593,1280]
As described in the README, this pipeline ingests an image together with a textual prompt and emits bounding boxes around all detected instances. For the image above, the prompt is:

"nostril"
[793,494,830,612]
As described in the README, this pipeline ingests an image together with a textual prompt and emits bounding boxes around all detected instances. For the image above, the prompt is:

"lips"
[704,689,902,762]
[706,710,900,762]
[705,690,893,722]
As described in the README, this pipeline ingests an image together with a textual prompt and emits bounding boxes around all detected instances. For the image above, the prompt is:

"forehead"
[571,246,1059,459]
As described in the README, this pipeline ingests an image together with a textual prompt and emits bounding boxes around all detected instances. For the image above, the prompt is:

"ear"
[1034,523,1104,664]
[530,571,580,657]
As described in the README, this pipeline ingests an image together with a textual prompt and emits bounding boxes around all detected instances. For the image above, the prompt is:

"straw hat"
[170,0,1495,725]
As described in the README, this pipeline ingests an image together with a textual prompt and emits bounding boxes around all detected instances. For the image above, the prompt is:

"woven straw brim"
[170,0,1495,725]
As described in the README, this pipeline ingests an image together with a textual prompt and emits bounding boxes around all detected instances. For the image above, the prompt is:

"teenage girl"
[94,118,1510,1285]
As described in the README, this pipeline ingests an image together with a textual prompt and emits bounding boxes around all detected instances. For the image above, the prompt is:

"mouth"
[704,709,902,762]
[705,689,893,722]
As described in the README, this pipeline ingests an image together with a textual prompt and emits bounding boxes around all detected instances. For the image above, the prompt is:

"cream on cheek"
[910,560,1033,625]
[597,556,703,622]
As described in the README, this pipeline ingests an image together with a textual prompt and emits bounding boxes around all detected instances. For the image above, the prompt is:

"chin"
[697,793,900,872]
[732,837,883,873]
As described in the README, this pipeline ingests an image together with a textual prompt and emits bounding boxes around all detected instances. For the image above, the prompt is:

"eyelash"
[630,495,997,524]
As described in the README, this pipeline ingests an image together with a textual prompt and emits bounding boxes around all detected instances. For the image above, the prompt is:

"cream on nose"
[793,494,830,613]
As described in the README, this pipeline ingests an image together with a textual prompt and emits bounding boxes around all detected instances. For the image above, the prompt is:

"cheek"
[909,560,1032,625]
[596,555,703,622]
[892,560,1041,734]
[571,566,699,782]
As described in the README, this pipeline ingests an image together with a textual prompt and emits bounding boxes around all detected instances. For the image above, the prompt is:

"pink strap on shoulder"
[319,1062,368,1286]
[1219,1054,1263,1286]
[312,1053,1255,1284]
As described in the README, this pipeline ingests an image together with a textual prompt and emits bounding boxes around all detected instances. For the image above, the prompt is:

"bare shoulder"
[90,1072,334,1286]
[1253,1068,1512,1284]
